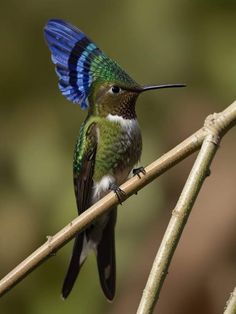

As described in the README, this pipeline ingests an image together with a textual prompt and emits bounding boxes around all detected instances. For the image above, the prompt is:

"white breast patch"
[92,175,115,202]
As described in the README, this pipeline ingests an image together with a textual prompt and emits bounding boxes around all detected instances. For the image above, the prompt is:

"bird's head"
[44,19,185,119]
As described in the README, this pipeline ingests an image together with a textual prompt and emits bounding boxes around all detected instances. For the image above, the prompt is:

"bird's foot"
[133,166,146,179]
[110,183,126,205]
[206,168,211,177]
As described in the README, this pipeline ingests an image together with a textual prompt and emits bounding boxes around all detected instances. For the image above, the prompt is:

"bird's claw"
[110,183,126,204]
[206,168,211,177]
[133,166,146,179]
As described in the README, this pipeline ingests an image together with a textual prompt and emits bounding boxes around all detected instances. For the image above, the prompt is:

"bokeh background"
[1,1,236,313]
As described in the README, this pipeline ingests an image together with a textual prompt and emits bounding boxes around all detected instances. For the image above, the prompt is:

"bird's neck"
[108,102,137,119]
[88,100,137,120]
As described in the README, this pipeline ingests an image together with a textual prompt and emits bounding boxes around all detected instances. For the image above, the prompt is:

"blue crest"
[44,19,102,109]
[44,19,136,109]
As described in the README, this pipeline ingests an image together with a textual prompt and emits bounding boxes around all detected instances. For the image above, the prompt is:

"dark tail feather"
[61,233,85,299]
[97,208,117,301]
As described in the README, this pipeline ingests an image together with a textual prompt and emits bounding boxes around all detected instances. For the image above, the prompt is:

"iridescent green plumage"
[44,18,185,301]
[74,115,142,181]
[68,110,142,300]
[91,54,137,85]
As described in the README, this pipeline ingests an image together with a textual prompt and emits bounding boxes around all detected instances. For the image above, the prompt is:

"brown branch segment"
[224,286,236,314]
[0,101,235,300]
[137,133,220,314]
[136,100,236,314]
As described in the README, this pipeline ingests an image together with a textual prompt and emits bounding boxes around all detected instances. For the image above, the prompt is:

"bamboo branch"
[224,286,236,314]
[0,101,235,300]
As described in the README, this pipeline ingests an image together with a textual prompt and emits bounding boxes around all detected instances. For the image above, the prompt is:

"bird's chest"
[94,115,142,182]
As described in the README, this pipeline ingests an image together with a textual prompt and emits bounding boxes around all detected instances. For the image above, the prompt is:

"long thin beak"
[141,83,186,92]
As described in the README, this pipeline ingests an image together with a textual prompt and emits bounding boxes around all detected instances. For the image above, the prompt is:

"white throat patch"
[106,114,139,133]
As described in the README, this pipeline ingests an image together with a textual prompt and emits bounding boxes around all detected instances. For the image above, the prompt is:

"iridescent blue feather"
[44,19,97,108]
[44,19,137,109]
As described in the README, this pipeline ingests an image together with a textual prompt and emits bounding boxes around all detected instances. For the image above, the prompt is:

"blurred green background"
[1,1,236,313]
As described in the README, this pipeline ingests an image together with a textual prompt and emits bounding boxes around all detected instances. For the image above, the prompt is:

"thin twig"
[224,287,236,314]
[137,134,219,313]
[136,101,236,313]
[0,101,235,300]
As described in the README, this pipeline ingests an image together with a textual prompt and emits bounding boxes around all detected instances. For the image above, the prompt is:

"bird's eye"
[111,86,120,94]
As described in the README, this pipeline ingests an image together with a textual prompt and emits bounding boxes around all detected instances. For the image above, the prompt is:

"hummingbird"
[44,19,185,301]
